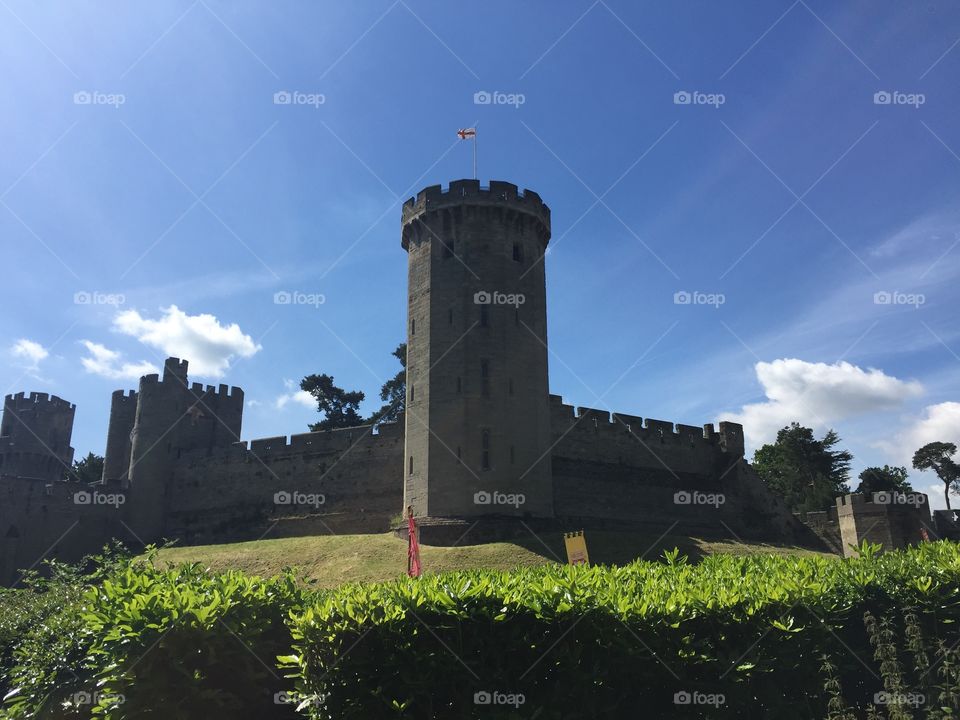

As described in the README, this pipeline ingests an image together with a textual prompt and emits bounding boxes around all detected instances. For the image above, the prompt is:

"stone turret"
[0,392,75,481]
[401,180,553,518]
[123,357,244,540]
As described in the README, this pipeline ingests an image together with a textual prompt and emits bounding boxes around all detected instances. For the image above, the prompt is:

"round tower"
[0,392,76,481]
[401,179,553,519]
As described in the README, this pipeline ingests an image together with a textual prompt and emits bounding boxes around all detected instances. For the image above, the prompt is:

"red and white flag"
[457,128,476,140]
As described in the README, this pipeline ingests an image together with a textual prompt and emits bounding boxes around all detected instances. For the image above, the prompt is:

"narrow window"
[443,238,454,258]
[409,456,414,475]
[411,318,415,336]
[481,430,490,470]
[456,446,462,460]
[480,304,489,327]
[510,445,515,464]
[410,385,415,402]
[513,242,523,262]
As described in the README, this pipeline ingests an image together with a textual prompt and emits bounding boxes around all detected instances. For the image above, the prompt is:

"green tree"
[752,423,852,512]
[855,465,912,495]
[912,441,960,510]
[300,374,365,431]
[367,343,406,426]
[66,452,104,483]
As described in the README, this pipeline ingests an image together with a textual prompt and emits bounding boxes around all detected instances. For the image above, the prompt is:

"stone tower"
[0,392,75,481]
[117,358,244,540]
[401,180,553,518]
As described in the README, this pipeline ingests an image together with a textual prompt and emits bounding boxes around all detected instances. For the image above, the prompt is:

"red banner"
[407,513,422,577]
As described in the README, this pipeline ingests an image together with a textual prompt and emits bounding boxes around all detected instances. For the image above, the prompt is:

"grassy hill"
[154,529,831,588]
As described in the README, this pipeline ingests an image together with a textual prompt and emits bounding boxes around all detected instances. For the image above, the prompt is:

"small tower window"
[409,456,414,475]
[481,430,490,470]
[410,385,415,402]
[480,305,489,327]
[411,318,415,336]
[443,238,454,258]
[510,445,515,464]
[513,242,523,262]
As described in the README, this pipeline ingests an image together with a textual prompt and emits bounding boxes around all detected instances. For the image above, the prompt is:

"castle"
[0,180,932,584]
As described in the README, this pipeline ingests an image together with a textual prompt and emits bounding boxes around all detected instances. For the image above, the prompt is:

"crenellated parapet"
[0,391,76,482]
[4,392,76,413]
[401,179,551,250]
[548,394,744,466]
[176,418,404,465]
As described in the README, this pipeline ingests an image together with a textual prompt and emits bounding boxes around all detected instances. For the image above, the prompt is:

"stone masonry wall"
[164,420,404,545]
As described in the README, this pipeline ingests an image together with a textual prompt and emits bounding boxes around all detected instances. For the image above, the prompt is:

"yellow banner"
[564,531,589,566]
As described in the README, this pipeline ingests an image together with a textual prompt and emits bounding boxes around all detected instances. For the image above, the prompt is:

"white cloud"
[880,401,960,471]
[113,305,260,378]
[11,338,49,373]
[275,378,315,410]
[80,341,159,381]
[727,359,923,451]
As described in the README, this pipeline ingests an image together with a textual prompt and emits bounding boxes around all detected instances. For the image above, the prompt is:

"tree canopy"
[67,452,104,484]
[300,374,365,431]
[913,441,960,510]
[855,465,912,496]
[752,423,852,513]
[367,343,406,427]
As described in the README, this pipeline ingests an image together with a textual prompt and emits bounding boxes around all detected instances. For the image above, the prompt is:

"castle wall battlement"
[177,420,404,463]
[401,180,551,250]
[549,395,741,457]
[4,392,76,412]
[402,180,548,225]
[137,373,242,400]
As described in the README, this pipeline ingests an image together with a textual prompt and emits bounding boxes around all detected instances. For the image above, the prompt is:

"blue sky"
[2,1,959,507]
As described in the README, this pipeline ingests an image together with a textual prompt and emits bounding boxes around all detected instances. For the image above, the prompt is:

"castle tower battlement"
[0,392,76,481]
[401,180,550,250]
[402,179,553,519]
[109,357,244,540]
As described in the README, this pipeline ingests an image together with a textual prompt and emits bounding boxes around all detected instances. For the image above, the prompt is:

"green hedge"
[3,543,960,719]
[286,542,960,719]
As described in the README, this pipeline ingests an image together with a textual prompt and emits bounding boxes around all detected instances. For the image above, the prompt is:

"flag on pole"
[457,128,478,178]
